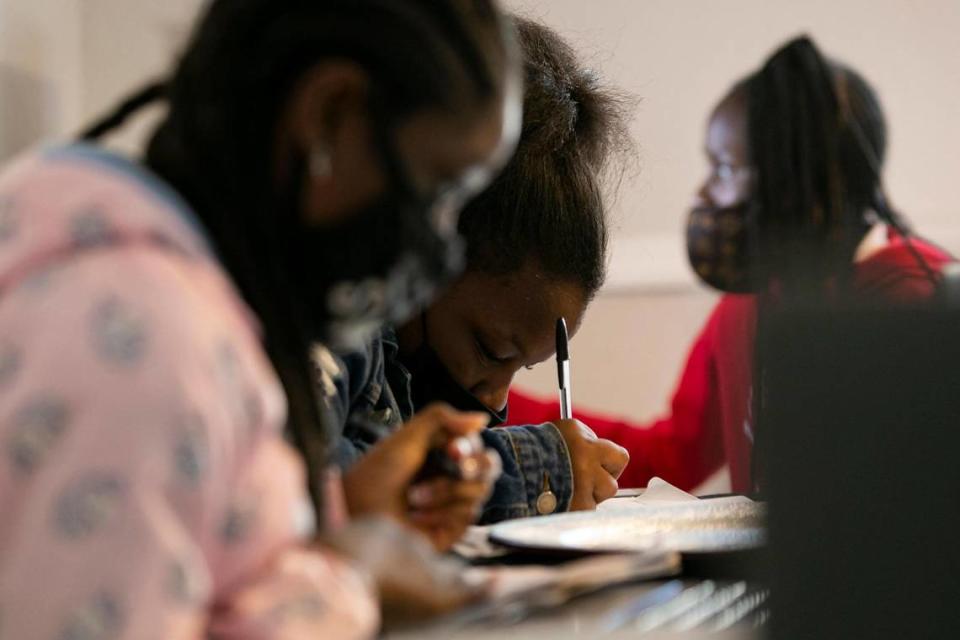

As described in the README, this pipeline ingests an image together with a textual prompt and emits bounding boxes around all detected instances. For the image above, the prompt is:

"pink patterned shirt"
[0,146,378,639]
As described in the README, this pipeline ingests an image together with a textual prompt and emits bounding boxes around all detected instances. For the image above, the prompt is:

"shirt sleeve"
[318,340,404,470]
[0,249,378,640]
[312,342,372,468]
[479,423,574,523]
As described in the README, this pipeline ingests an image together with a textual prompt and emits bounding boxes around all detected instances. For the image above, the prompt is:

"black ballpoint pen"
[556,317,572,420]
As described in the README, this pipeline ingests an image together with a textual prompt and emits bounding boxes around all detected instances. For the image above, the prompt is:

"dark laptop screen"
[759,303,960,639]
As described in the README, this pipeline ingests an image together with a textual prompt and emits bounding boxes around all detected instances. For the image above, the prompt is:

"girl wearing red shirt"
[508,37,951,493]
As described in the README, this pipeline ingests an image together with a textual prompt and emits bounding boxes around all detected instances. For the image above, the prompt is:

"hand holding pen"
[551,317,631,512]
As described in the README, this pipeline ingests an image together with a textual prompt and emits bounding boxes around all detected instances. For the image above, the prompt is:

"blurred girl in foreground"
[0,0,519,637]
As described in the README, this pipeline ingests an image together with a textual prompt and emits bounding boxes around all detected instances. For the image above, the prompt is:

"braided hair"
[739,36,940,490]
[81,0,515,522]
[742,36,899,290]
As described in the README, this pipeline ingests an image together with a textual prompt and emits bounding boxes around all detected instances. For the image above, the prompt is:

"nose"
[694,178,713,209]
[478,385,510,414]
[474,368,515,414]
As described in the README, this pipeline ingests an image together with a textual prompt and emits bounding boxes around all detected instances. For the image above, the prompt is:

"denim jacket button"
[536,490,557,515]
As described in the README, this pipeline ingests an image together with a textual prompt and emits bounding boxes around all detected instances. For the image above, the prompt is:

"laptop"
[758,301,960,638]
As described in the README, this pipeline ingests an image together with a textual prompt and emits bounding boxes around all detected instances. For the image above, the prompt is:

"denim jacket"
[316,328,574,523]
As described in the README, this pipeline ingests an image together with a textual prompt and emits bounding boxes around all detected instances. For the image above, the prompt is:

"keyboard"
[600,580,769,634]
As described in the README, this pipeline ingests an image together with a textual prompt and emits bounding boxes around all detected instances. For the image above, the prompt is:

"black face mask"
[686,201,759,294]
[282,118,467,350]
[399,316,508,427]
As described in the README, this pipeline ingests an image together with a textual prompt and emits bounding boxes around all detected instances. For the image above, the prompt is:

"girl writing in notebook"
[327,17,634,527]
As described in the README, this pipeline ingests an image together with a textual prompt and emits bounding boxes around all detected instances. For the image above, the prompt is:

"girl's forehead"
[466,267,587,343]
[707,98,749,162]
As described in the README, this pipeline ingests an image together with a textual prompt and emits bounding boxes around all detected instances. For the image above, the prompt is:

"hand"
[342,403,499,550]
[323,517,489,629]
[552,419,629,511]
[407,436,501,551]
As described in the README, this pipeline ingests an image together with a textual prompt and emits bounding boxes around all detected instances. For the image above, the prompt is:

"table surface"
[391,493,766,638]
[388,578,761,639]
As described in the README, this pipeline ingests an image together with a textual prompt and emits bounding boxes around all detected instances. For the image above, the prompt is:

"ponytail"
[458,16,634,302]
[747,37,879,288]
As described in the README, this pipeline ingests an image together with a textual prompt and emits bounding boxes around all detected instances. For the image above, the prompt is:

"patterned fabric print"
[172,413,209,487]
[58,592,124,640]
[325,336,407,467]
[70,209,116,248]
[166,556,208,607]
[243,391,264,433]
[53,473,125,539]
[0,147,378,639]
[6,395,70,475]
[89,297,149,366]
[0,196,17,244]
[215,341,241,384]
[18,263,64,296]
[214,340,259,437]
[220,496,258,545]
[0,342,21,389]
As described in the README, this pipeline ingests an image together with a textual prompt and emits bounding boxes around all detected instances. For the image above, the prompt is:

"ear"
[287,61,372,157]
[282,61,386,226]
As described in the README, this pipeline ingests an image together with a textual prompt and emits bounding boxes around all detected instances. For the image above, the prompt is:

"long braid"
[748,37,861,292]
[79,81,167,141]
[746,37,895,490]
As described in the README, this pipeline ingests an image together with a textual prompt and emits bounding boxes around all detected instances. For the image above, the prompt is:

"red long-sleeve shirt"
[506,236,952,493]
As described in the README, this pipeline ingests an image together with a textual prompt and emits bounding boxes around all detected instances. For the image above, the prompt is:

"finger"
[482,450,502,482]
[454,447,500,482]
[445,433,484,461]
[408,478,455,509]
[432,527,462,553]
[599,440,630,478]
[410,478,492,510]
[569,481,598,511]
[416,403,489,439]
[399,404,489,452]
[380,406,489,480]
[593,470,619,503]
[379,554,483,626]
[575,419,599,439]
[409,503,481,529]
[406,521,452,553]
[415,524,460,553]
[552,418,598,441]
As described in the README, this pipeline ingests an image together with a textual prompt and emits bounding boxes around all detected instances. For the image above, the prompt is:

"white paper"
[600,477,752,511]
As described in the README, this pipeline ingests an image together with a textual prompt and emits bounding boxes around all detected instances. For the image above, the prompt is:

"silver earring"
[309,145,333,178]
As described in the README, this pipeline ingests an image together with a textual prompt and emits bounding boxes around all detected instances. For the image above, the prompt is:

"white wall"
[0,0,204,158]
[505,0,960,294]
[0,0,82,160]
[79,0,204,152]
